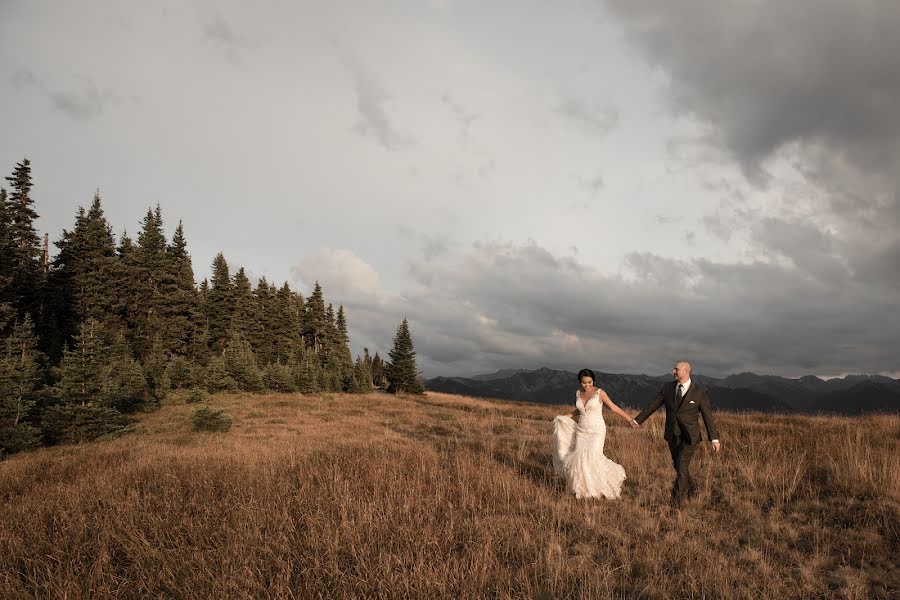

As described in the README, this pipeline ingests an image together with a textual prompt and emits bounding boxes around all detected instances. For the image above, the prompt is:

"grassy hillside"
[1,391,897,598]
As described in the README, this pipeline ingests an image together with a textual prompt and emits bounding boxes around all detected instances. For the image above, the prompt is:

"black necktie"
[677,383,684,401]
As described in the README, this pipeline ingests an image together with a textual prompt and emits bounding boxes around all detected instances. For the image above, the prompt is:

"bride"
[551,369,638,499]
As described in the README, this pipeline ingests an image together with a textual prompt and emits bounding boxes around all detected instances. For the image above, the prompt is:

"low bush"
[190,407,231,433]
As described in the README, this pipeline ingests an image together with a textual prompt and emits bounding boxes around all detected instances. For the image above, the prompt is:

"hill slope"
[0,392,897,598]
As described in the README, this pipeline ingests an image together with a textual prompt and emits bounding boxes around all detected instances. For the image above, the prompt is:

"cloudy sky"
[2,0,898,379]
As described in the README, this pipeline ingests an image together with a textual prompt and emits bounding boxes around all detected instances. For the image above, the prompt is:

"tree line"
[0,158,423,456]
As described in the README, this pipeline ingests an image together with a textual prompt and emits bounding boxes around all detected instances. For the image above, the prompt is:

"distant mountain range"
[425,367,900,415]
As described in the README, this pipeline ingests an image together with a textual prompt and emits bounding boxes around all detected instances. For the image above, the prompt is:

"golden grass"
[1,391,897,599]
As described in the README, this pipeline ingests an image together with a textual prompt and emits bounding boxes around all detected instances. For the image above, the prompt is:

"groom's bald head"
[673,361,692,383]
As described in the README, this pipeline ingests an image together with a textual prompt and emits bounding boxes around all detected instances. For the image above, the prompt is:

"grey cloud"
[751,217,850,284]
[203,13,256,63]
[557,97,619,135]
[603,1,900,358]
[700,215,731,241]
[604,1,900,173]
[441,93,480,138]
[204,15,243,47]
[576,173,604,195]
[396,225,453,262]
[604,0,900,241]
[340,241,898,378]
[343,55,415,150]
[11,69,117,120]
[623,252,689,289]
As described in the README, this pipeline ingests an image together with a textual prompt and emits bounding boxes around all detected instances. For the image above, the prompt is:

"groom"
[633,361,720,506]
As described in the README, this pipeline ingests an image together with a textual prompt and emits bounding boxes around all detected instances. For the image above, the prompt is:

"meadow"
[0,391,897,599]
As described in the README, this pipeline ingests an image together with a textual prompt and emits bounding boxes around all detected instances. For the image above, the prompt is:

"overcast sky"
[2,0,898,379]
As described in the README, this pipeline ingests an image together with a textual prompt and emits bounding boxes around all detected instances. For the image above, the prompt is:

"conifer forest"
[0,158,422,456]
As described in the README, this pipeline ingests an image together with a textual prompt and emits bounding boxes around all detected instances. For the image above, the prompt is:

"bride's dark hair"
[577,368,595,382]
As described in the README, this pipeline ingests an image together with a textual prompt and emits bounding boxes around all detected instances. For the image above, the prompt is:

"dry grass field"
[1,391,897,599]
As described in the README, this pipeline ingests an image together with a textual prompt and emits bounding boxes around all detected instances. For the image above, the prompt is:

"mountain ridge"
[425,367,900,414]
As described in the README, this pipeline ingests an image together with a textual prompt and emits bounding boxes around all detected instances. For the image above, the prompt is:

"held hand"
[711,441,721,452]
[629,419,640,429]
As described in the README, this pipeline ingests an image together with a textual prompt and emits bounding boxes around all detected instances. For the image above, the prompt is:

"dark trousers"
[668,435,699,504]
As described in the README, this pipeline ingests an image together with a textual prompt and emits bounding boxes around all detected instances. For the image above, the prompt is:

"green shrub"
[41,404,130,445]
[186,388,209,404]
[191,407,231,433]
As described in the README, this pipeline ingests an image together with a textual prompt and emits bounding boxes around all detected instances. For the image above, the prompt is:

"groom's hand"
[630,418,640,429]
[711,440,721,452]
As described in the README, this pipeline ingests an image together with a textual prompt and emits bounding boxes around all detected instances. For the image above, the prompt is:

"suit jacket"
[635,381,719,444]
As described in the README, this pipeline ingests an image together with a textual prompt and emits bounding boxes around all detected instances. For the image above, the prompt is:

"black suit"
[635,380,719,504]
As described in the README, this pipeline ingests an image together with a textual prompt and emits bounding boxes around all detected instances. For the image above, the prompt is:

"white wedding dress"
[551,389,626,499]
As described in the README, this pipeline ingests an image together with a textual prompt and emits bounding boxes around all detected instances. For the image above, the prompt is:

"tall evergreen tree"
[109,230,142,347]
[303,282,326,354]
[372,351,386,389]
[51,318,107,406]
[293,350,321,393]
[230,268,255,343]
[386,318,424,394]
[131,205,171,359]
[0,315,43,454]
[206,253,233,352]
[42,194,118,361]
[102,330,149,412]
[0,188,15,334]
[334,305,355,390]
[3,159,43,323]
[272,282,300,364]
[291,289,306,354]
[353,355,373,393]
[323,303,337,366]
[250,276,274,362]
[162,220,201,358]
[0,188,10,267]
[222,332,263,392]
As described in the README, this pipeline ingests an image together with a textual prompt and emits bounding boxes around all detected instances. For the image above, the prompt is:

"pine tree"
[43,318,129,444]
[334,305,355,390]
[3,159,43,323]
[42,194,118,361]
[293,350,321,393]
[353,355,373,393]
[0,188,10,276]
[362,347,374,390]
[231,268,254,342]
[272,282,300,364]
[321,352,343,392]
[0,188,15,336]
[206,253,233,352]
[372,352,386,389]
[131,206,171,359]
[292,290,306,351]
[0,315,43,454]
[386,318,424,394]
[222,331,263,392]
[203,355,236,392]
[250,277,275,363]
[102,331,149,412]
[141,334,170,405]
[51,319,107,406]
[303,282,326,354]
[162,220,201,359]
[263,362,296,393]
